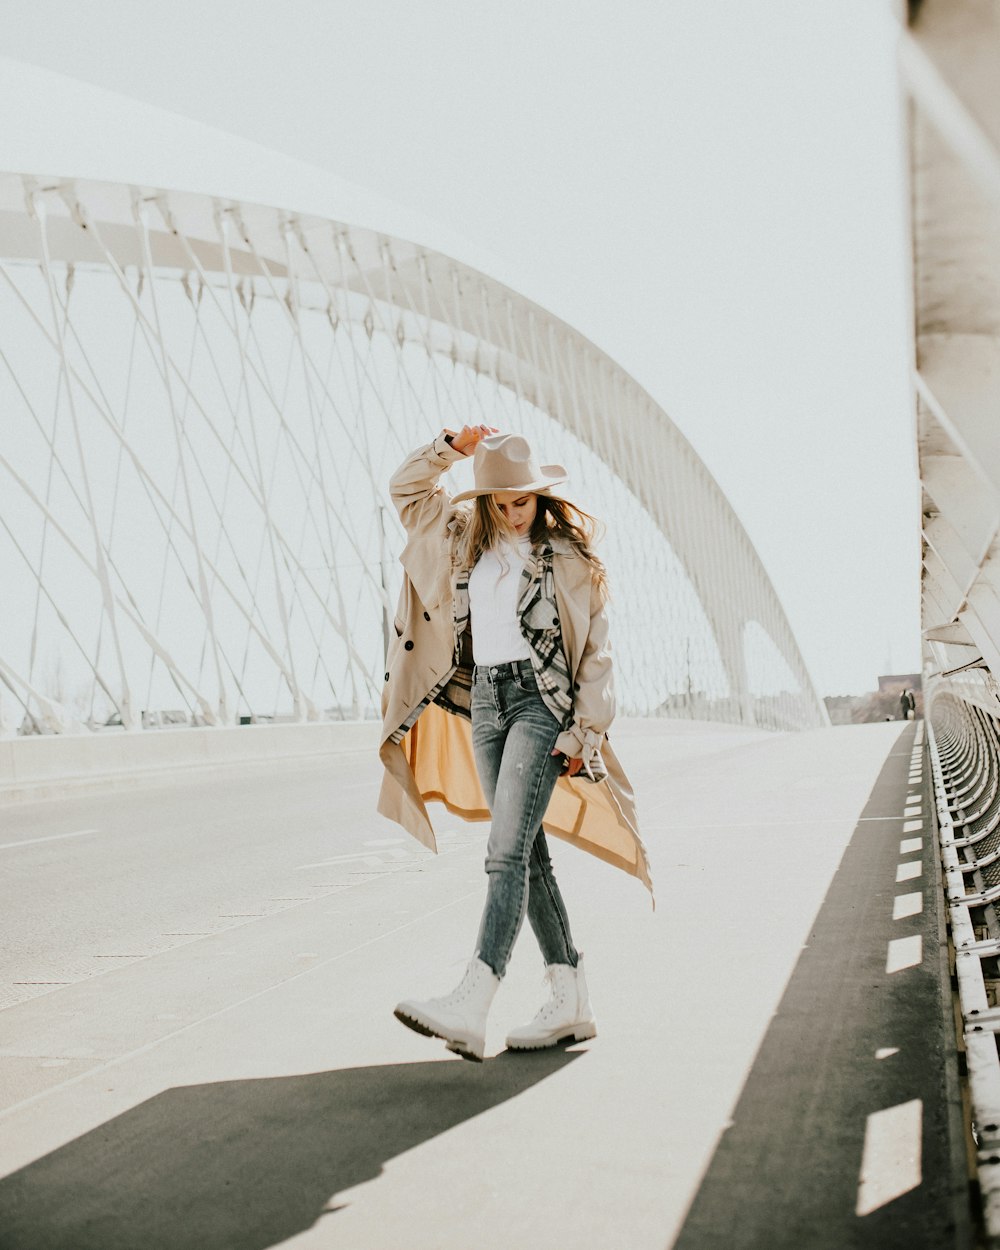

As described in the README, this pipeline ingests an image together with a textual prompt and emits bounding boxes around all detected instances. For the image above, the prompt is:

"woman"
[380,424,651,1062]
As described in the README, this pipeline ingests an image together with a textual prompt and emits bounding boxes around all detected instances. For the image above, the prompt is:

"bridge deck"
[0,719,969,1248]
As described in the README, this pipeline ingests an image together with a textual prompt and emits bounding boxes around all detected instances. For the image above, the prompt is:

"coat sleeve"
[553,573,615,779]
[389,431,467,535]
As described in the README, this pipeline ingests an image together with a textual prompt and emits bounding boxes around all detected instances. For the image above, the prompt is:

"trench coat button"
[384,672,390,681]
[404,640,414,651]
[423,611,431,621]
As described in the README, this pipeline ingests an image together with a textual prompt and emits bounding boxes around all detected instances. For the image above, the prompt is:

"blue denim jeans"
[471,659,580,978]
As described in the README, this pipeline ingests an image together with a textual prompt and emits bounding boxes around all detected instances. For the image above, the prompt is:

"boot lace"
[437,959,487,1006]
[531,966,570,1023]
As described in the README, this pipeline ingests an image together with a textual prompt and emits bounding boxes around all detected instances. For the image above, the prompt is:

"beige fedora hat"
[451,433,568,503]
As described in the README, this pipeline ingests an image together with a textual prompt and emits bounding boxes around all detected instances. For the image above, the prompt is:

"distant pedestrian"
[900,688,916,721]
[378,425,651,1061]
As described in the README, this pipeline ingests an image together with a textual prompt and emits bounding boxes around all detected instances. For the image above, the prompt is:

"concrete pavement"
[0,718,966,1248]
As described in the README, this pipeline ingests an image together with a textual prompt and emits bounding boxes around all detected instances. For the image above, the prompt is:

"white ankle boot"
[394,957,500,1062]
[505,956,597,1050]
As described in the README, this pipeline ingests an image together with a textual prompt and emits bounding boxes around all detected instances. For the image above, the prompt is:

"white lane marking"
[893,892,923,920]
[900,838,923,854]
[886,935,923,973]
[856,1099,922,1215]
[875,1047,900,1060]
[896,862,922,883]
[903,820,923,833]
[0,829,98,851]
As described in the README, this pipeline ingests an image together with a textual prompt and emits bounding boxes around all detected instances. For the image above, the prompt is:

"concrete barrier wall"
[0,722,382,805]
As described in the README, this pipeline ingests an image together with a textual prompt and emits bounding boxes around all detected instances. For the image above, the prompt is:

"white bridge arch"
[0,71,825,735]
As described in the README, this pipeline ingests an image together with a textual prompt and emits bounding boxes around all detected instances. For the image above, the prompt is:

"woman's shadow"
[0,1049,581,1250]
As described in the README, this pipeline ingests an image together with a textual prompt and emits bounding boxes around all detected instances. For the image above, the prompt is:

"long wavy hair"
[452,492,609,600]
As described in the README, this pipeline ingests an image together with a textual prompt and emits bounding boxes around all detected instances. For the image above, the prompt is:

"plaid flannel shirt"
[513,540,574,728]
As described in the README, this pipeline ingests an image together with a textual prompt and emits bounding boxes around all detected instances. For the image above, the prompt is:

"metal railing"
[928,695,1000,1242]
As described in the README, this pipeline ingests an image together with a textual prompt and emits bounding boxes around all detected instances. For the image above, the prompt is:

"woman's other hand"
[551,749,584,777]
[450,424,498,456]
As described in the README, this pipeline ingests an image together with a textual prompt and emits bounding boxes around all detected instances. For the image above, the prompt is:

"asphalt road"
[0,718,970,1249]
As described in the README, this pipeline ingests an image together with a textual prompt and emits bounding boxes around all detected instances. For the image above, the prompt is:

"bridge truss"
[0,172,825,735]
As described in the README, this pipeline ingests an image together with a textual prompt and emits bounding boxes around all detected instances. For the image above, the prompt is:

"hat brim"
[452,470,570,505]
[450,466,568,504]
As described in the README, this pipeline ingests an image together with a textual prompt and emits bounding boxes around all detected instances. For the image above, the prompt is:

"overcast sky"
[2,0,916,696]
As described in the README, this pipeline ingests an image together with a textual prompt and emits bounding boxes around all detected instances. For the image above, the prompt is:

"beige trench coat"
[377,432,653,898]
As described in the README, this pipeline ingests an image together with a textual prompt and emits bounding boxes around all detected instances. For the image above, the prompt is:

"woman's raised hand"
[450,424,498,456]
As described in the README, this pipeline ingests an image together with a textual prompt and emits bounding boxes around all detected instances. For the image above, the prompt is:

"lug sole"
[394,1007,485,1062]
[444,1040,485,1063]
[505,1023,597,1051]
[393,1007,437,1038]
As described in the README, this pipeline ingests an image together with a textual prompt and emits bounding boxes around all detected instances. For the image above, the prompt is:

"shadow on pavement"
[0,1049,580,1250]
[670,724,967,1250]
